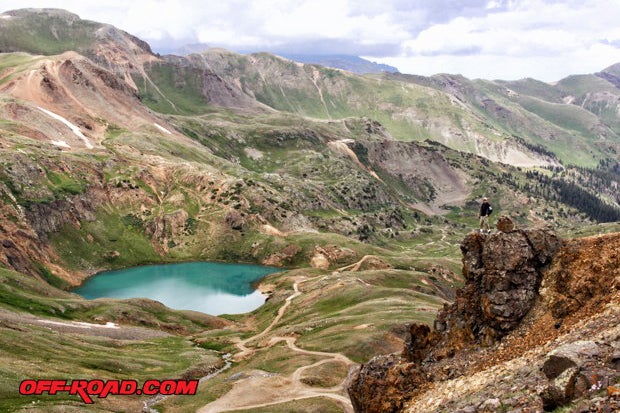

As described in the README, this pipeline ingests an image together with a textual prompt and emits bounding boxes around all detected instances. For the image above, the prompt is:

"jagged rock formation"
[348,227,620,413]
[437,225,561,344]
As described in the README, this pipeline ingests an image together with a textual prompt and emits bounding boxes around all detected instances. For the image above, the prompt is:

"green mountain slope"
[141,48,619,167]
[3,8,618,168]
[139,50,557,169]
[392,73,620,167]
[0,8,152,58]
[0,8,618,412]
[0,9,99,55]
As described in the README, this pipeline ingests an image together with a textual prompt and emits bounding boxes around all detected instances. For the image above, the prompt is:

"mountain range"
[168,44,400,75]
[278,54,399,74]
[0,7,619,412]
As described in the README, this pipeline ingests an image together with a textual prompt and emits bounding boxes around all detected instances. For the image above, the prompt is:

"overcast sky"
[2,0,620,81]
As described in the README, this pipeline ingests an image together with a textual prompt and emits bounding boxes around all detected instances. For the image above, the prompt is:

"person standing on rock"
[479,197,492,234]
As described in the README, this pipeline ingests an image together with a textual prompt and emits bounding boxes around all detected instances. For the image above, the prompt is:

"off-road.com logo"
[19,379,199,404]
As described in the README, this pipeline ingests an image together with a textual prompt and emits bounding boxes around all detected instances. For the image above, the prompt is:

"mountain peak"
[601,62,620,75]
[596,62,620,88]
[0,8,153,58]
[1,8,80,20]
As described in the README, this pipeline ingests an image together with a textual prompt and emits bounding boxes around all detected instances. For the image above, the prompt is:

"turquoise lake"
[73,262,282,315]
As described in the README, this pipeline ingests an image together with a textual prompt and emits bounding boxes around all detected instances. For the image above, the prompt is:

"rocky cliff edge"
[348,221,620,412]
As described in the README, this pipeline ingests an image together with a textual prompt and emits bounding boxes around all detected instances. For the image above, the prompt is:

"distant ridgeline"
[279,54,399,74]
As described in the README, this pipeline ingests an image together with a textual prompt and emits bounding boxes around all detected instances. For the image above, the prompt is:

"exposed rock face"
[428,227,561,354]
[348,226,561,412]
[144,209,189,253]
[261,244,302,267]
[310,250,330,270]
[310,245,357,269]
[544,233,620,319]
[361,139,470,213]
[224,210,245,230]
[349,232,620,413]
[24,190,103,239]
[0,238,36,275]
[346,355,426,413]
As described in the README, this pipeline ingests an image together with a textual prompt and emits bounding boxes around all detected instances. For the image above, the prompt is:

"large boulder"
[495,215,516,233]
[347,354,426,413]
[539,340,620,410]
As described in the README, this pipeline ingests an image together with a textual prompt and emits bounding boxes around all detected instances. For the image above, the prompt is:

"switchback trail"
[198,276,355,413]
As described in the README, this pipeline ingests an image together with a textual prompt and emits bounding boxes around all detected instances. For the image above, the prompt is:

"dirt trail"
[333,255,377,273]
[232,277,303,361]
[198,277,355,413]
[429,226,451,244]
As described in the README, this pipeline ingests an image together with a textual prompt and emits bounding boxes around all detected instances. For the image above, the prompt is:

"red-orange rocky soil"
[348,221,620,413]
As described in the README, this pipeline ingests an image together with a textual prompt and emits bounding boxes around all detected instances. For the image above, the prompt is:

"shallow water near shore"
[73,262,282,315]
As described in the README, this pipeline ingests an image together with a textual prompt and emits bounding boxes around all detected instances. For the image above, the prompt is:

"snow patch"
[37,107,94,149]
[37,319,119,329]
[154,123,172,134]
[244,147,264,160]
[51,140,71,148]
[563,95,576,105]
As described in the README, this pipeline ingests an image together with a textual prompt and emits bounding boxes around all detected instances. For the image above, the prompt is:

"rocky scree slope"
[348,223,620,412]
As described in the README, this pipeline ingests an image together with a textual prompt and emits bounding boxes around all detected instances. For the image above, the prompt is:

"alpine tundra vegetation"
[0,8,618,413]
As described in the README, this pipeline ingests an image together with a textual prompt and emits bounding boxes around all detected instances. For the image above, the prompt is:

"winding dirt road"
[333,255,377,273]
[198,277,355,413]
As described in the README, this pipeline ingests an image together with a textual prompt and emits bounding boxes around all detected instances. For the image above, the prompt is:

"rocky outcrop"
[261,244,302,267]
[348,226,561,412]
[412,226,561,360]
[347,354,426,413]
[495,215,515,232]
[24,189,104,239]
[144,209,190,254]
[349,231,620,413]
[224,210,245,231]
[310,245,357,270]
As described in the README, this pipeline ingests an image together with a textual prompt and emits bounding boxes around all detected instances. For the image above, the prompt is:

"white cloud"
[197,27,263,48]
[2,0,620,80]
[402,0,618,58]
[370,41,620,81]
[258,0,408,43]
[377,0,620,80]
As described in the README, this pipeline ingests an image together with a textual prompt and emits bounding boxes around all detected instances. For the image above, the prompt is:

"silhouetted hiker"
[479,197,492,234]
